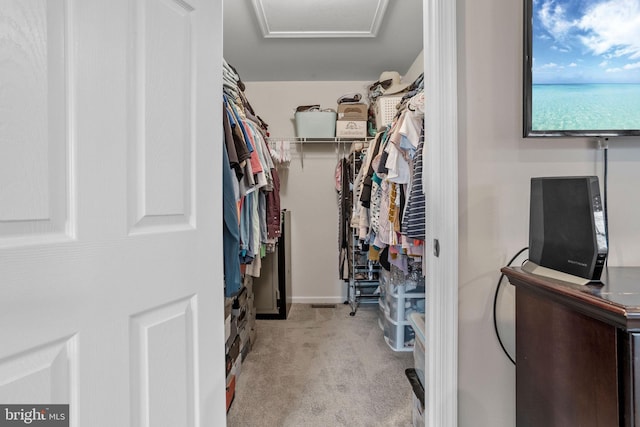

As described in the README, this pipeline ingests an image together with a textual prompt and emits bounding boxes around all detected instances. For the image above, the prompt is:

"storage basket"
[409,312,426,388]
[294,111,337,138]
[375,95,403,129]
[382,308,415,352]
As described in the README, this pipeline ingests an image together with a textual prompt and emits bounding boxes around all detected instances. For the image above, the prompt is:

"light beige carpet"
[227,303,415,427]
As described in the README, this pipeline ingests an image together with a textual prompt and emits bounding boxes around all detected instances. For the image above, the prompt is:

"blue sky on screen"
[532,0,640,84]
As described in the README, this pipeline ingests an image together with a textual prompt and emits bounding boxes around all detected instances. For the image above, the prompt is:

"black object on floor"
[405,368,424,407]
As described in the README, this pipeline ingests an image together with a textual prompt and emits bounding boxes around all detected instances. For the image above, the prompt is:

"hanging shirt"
[403,134,426,241]
[224,96,250,163]
[374,179,392,248]
[399,109,422,159]
[266,168,281,239]
[369,177,382,237]
[222,142,242,297]
[385,135,411,184]
[239,195,254,264]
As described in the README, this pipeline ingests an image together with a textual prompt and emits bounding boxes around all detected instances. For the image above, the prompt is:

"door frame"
[216,0,459,424]
[424,0,459,426]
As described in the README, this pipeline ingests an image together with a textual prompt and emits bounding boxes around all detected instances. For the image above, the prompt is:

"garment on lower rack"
[337,157,351,280]
[266,168,281,239]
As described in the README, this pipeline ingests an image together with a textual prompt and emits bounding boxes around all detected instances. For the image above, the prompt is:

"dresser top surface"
[594,267,640,308]
[502,266,640,330]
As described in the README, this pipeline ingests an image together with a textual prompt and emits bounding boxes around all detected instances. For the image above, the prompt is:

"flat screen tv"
[524,0,640,137]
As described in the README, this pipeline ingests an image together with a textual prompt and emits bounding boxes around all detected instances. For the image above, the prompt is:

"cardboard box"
[232,305,247,321]
[225,335,240,376]
[225,313,231,343]
[233,308,247,333]
[233,286,248,310]
[239,326,250,350]
[226,375,236,413]
[243,276,253,297]
[336,120,367,138]
[231,354,242,380]
[225,298,233,317]
[224,298,233,341]
[246,292,255,312]
[337,103,368,121]
[228,335,241,365]
[225,314,237,351]
[247,309,256,331]
[225,354,233,376]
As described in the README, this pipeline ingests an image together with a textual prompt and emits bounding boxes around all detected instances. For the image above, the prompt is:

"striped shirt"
[402,133,426,240]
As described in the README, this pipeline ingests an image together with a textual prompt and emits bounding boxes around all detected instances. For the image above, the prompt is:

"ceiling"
[223,0,423,82]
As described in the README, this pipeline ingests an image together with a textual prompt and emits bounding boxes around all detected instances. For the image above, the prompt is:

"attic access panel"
[251,0,389,38]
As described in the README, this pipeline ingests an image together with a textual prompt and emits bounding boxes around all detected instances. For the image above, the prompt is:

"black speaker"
[529,176,608,281]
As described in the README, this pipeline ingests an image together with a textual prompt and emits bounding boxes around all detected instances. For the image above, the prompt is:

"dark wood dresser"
[502,266,640,427]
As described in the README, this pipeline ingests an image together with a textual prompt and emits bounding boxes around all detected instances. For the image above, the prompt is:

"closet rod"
[266,137,374,168]
[267,137,374,143]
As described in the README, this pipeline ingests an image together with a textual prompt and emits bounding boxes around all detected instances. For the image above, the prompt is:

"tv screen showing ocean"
[532,84,640,131]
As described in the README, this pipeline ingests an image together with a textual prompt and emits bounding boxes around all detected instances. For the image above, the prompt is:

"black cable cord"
[493,246,528,365]
[603,144,610,259]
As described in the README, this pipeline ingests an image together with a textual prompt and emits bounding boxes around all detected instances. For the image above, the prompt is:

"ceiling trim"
[251,0,389,39]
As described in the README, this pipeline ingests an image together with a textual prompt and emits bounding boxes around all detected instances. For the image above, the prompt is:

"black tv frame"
[523,0,640,138]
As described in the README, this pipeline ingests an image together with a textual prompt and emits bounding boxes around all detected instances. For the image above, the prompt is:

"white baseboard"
[291,296,346,304]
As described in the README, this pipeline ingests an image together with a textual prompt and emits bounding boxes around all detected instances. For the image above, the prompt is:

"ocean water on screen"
[532,83,640,131]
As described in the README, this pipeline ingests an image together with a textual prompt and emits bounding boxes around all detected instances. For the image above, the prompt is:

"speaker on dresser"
[527,176,608,281]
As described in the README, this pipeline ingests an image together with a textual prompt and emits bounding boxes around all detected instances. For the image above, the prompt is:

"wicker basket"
[375,95,403,129]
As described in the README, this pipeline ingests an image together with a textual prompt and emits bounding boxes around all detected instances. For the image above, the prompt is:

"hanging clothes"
[222,59,283,290]
[223,141,242,297]
[345,81,426,273]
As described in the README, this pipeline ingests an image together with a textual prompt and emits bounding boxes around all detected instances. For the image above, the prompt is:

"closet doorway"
[220,0,458,425]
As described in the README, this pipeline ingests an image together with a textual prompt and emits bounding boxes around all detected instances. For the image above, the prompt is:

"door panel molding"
[0,335,78,407]
[128,0,196,235]
[130,295,198,427]
[0,0,76,247]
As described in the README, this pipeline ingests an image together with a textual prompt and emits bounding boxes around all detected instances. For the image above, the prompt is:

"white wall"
[457,0,640,426]
[404,49,424,86]
[243,81,372,303]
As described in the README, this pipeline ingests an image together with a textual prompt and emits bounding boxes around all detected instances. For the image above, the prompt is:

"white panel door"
[0,0,225,426]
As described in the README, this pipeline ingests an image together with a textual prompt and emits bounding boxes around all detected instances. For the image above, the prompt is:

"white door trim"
[424,0,459,426]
